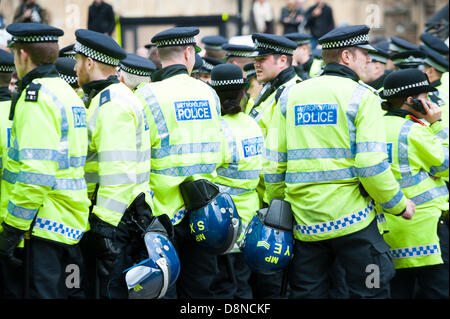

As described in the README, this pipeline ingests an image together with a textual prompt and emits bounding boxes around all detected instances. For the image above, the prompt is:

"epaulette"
[275,85,286,104]
[99,89,111,106]
[25,82,42,102]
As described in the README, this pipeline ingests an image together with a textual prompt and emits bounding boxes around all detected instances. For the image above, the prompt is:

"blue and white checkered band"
[119,63,152,76]
[73,41,120,66]
[0,65,14,73]
[254,39,294,55]
[12,35,59,43]
[382,80,430,97]
[59,73,78,85]
[321,33,370,49]
[155,36,196,48]
[211,78,246,87]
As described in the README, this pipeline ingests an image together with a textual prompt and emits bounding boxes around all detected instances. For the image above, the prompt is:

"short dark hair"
[322,47,357,65]
[15,42,59,66]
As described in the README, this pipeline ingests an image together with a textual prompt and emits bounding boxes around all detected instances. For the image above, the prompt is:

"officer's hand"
[0,223,25,267]
[401,199,416,220]
[421,98,442,124]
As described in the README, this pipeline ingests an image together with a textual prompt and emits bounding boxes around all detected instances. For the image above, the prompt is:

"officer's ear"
[341,49,352,65]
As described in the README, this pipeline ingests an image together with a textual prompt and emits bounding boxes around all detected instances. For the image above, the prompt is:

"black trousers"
[288,218,396,299]
[25,237,85,299]
[171,216,221,299]
[390,217,449,299]
[0,248,24,299]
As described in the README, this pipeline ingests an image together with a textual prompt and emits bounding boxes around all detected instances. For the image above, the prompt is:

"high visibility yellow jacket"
[0,87,12,183]
[135,65,223,225]
[213,112,263,239]
[264,63,407,242]
[0,65,90,245]
[309,57,324,78]
[382,111,448,269]
[84,79,153,228]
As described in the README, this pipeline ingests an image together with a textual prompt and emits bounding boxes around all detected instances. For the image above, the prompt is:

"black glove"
[0,222,25,267]
[89,215,121,277]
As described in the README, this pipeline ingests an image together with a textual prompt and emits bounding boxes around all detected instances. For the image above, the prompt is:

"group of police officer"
[0,18,448,300]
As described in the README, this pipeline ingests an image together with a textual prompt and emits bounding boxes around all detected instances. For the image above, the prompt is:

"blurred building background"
[0,0,448,53]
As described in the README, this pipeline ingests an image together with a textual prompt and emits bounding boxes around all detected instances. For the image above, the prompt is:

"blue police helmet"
[124,231,180,299]
[240,199,294,274]
[188,191,242,255]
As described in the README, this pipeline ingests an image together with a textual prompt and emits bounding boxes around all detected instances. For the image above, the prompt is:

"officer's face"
[254,54,284,83]
[74,54,89,87]
[347,48,370,79]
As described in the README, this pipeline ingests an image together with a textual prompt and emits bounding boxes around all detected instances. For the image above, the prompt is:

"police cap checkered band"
[254,39,294,55]
[74,41,121,66]
[154,36,196,48]
[119,63,152,76]
[382,80,430,97]
[11,35,60,43]
[321,33,370,49]
[59,73,78,86]
[0,65,14,73]
[211,78,246,87]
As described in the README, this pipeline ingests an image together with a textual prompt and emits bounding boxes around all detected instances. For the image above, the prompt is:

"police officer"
[201,35,228,61]
[197,56,224,84]
[0,48,14,299]
[223,43,256,72]
[249,33,301,137]
[420,32,449,98]
[421,46,449,131]
[59,43,76,59]
[73,29,153,298]
[118,53,155,90]
[243,62,263,115]
[379,69,448,298]
[284,32,313,80]
[0,23,90,298]
[389,36,420,54]
[135,27,224,298]
[364,45,392,92]
[209,63,264,298]
[264,25,416,298]
[0,49,13,183]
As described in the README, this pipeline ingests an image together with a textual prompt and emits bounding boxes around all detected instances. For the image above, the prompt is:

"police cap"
[55,57,78,87]
[201,35,227,51]
[59,44,76,58]
[389,37,419,53]
[0,49,14,73]
[222,43,256,58]
[151,27,202,53]
[6,23,63,46]
[119,53,156,77]
[210,63,247,92]
[243,62,256,79]
[252,33,297,57]
[380,69,437,99]
[74,29,126,66]
[391,50,425,69]
[319,25,374,50]
[369,45,390,64]
[198,56,224,74]
[421,46,449,73]
[420,33,449,56]
[283,32,312,46]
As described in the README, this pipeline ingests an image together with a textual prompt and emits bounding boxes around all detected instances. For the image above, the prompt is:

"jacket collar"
[82,75,120,99]
[366,70,392,90]
[322,63,360,82]
[430,79,441,87]
[150,64,188,82]
[270,66,297,89]
[385,108,412,118]
[17,64,59,93]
